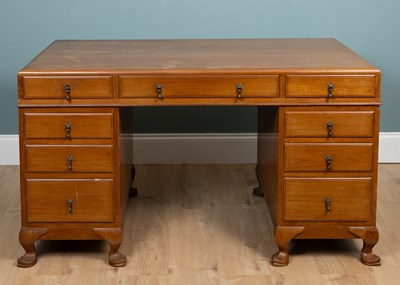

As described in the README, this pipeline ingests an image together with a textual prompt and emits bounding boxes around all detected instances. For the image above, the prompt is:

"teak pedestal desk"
[17,39,381,267]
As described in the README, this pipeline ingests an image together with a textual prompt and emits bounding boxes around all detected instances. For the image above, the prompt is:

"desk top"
[21,38,377,74]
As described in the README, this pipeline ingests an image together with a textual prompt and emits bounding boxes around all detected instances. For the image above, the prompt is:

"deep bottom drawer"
[26,179,114,223]
[284,178,372,222]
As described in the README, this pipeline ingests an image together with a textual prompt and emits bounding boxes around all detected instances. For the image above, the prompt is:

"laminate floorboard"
[0,164,399,284]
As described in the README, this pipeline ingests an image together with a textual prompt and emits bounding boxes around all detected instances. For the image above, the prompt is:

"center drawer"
[118,75,279,98]
[284,178,372,222]
[284,143,373,172]
[26,179,114,223]
[25,145,114,173]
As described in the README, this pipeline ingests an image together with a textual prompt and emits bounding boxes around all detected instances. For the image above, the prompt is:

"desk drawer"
[25,145,114,173]
[284,143,373,172]
[284,110,375,138]
[26,179,114,223]
[22,76,113,99]
[284,178,372,222]
[119,75,279,98]
[286,75,376,98]
[24,112,114,139]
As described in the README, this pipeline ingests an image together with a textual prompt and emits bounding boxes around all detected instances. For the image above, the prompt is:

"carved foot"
[17,253,37,268]
[271,226,304,267]
[129,165,138,197]
[361,249,381,266]
[350,226,381,266]
[94,228,126,267]
[252,186,264,197]
[109,250,127,267]
[17,227,48,268]
[129,187,138,197]
[253,164,264,197]
[271,251,289,267]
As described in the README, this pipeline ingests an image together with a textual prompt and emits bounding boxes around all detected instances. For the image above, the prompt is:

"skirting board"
[1,133,400,165]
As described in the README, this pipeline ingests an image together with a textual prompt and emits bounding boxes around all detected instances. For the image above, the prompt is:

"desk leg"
[271,226,304,266]
[252,164,264,197]
[17,227,48,267]
[129,165,138,197]
[349,226,381,266]
[94,228,126,267]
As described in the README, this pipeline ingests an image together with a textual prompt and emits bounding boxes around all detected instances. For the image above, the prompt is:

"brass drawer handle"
[67,198,73,213]
[324,197,331,213]
[327,82,334,98]
[236,83,243,99]
[65,123,72,140]
[326,121,333,137]
[324,155,332,171]
[64,84,71,101]
[66,156,74,171]
[155,83,163,100]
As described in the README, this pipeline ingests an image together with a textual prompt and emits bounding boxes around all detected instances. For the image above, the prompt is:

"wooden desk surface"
[22,38,377,74]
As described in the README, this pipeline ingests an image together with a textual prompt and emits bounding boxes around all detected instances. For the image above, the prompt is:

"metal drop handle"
[324,197,331,213]
[327,82,334,98]
[67,198,73,213]
[155,83,163,100]
[326,121,333,137]
[236,83,243,99]
[65,123,72,140]
[64,84,71,101]
[324,155,332,171]
[67,156,74,171]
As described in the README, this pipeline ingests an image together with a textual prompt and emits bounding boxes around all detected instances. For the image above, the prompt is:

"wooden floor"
[1,164,400,284]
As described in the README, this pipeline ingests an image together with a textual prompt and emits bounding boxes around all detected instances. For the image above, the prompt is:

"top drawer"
[119,75,279,98]
[24,112,114,139]
[22,76,113,99]
[285,110,375,138]
[286,75,376,98]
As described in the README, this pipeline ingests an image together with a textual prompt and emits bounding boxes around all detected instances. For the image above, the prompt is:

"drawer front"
[284,178,372,221]
[286,75,376,98]
[26,179,114,223]
[119,75,279,98]
[22,76,113,99]
[25,145,114,173]
[284,143,373,172]
[24,112,114,139]
[285,110,375,138]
